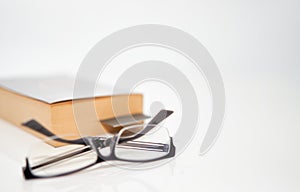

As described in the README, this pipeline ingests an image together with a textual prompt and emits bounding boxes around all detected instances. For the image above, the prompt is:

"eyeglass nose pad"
[109,136,118,154]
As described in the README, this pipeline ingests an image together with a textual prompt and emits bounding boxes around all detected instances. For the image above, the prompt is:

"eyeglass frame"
[22,110,176,179]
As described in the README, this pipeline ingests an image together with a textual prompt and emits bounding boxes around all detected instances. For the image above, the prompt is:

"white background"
[0,0,300,191]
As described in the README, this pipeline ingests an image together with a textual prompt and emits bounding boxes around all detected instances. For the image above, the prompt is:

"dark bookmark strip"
[102,114,151,128]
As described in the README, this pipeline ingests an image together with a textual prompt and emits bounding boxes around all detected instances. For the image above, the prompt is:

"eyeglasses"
[22,110,176,179]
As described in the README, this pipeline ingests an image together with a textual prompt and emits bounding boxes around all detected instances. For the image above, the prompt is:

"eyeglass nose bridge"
[85,136,118,161]
[83,137,99,148]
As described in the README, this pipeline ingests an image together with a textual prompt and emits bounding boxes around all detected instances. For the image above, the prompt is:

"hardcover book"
[0,75,143,143]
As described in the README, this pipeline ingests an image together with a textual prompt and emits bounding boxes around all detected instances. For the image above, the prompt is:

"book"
[0,75,143,143]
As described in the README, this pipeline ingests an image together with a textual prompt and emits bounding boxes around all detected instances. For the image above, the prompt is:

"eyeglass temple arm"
[29,146,92,170]
[22,120,85,145]
[119,109,174,143]
[118,141,169,152]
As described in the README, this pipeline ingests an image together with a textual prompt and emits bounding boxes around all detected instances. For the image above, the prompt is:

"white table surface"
[1,1,300,191]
